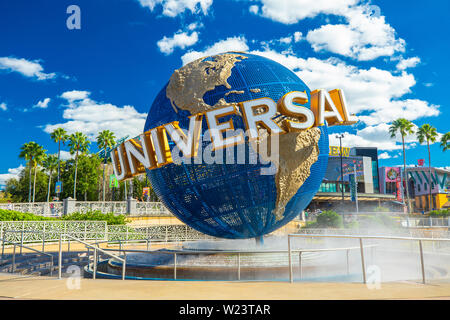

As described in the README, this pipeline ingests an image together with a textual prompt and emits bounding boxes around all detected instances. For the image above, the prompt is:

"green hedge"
[0,209,128,225]
[61,210,128,225]
[428,209,450,217]
[0,209,55,221]
[305,210,343,228]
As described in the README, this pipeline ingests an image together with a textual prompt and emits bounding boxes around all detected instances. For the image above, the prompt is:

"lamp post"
[336,133,346,203]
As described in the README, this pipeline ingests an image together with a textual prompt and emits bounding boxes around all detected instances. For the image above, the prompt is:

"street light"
[335,133,346,203]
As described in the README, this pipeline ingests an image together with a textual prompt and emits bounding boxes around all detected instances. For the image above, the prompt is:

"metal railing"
[0,232,54,276]
[60,234,127,280]
[98,245,375,281]
[288,233,450,284]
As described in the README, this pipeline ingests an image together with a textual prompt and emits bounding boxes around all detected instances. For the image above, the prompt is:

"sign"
[418,159,424,166]
[349,173,357,202]
[396,176,403,202]
[385,167,400,182]
[329,146,351,157]
[55,181,62,194]
[109,174,118,188]
[142,187,149,198]
[111,88,357,182]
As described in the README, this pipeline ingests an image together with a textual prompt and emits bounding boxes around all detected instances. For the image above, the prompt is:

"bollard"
[20,231,24,254]
[174,253,177,280]
[93,248,97,280]
[12,244,16,273]
[122,253,126,280]
[419,240,426,284]
[58,234,62,279]
[359,238,366,284]
[237,253,241,281]
[288,235,293,283]
[346,249,350,275]
[299,251,302,279]
[1,235,5,260]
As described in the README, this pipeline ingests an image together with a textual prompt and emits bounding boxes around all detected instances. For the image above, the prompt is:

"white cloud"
[396,57,421,70]
[378,152,391,160]
[0,165,25,187]
[251,1,405,61]
[250,49,439,126]
[0,56,56,80]
[43,91,147,141]
[278,36,292,44]
[157,30,199,55]
[60,90,90,102]
[187,22,203,30]
[306,5,405,61]
[293,31,303,42]
[0,102,7,111]
[181,36,249,65]
[255,0,358,24]
[137,0,213,17]
[249,5,259,15]
[33,98,51,109]
[59,151,74,161]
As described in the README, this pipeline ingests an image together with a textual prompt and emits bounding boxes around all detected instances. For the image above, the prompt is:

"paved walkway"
[0,273,449,300]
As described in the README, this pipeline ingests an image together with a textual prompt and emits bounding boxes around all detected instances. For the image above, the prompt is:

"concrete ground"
[0,273,449,300]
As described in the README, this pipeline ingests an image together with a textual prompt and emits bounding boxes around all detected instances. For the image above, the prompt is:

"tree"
[30,145,47,203]
[440,132,450,152]
[19,142,36,202]
[67,132,90,199]
[389,119,415,214]
[43,154,58,202]
[96,130,116,201]
[74,154,101,200]
[5,169,48,202]
[50,128,68,198]
[417,124,438,212]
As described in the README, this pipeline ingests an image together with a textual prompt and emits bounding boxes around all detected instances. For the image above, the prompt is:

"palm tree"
[68,132,90,199]
[30,145,46,203]
[389,119,415,214]
[417,124,438,212]
[19,142,36,202]
[96,130,116,202]
[440,132,450,152]
[43,154,58,202]
[50,128,68,199]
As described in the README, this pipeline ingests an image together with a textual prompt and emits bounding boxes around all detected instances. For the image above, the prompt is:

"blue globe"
[144,52,329,239]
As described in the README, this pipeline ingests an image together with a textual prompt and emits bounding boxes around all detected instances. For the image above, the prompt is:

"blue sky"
[0,0,449,187]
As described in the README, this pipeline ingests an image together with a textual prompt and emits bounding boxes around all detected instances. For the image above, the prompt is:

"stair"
[0,251,90,277]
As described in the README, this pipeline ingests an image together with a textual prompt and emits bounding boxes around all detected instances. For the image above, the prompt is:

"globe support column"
[255,236,264,245]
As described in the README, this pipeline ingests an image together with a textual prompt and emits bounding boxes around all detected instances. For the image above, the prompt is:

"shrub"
[0,209,55,221]
[61,210,128,225]
[358,213,398,229]
[429,209,450,217]
[315,210,343,228]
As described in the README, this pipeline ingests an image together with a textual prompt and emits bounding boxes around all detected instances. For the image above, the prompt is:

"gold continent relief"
[166,53,321,221]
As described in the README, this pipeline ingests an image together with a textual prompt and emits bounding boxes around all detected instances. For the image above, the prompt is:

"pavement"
[0,273,449,300]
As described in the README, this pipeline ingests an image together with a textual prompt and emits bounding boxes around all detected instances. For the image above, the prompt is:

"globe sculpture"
[144,52,329,239]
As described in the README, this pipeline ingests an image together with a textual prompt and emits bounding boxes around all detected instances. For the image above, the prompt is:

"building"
[379,166,450,211]
[312,146,398,212]
[351,147,380,193]
[407,167,450,210]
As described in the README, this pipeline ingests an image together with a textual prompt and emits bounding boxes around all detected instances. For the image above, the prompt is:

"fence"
[288,233,450,284]
[0,202,63,216]
[0,221,215,246]
[0,200,173,217]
